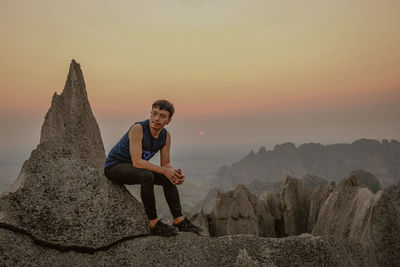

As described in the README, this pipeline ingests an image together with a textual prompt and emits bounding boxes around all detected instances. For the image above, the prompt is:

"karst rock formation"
[0,59,149,251]
[312,175,400,266]
[0,59,394,266]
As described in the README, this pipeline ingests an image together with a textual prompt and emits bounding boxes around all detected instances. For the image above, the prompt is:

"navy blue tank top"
[104,119,168,168]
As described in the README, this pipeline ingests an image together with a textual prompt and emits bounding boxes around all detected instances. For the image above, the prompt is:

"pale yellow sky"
[0,0,399,152]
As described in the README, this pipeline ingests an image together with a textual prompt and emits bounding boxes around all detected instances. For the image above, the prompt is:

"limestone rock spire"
[0,60,149,250]
[39,59,105,170]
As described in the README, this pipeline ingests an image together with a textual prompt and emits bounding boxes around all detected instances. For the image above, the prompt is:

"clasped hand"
[164,167,185,185]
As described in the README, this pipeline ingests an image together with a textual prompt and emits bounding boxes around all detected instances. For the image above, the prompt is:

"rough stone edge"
[0,222,150,254]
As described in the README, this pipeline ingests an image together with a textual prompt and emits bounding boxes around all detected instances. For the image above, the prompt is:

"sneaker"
[173,218,203,233]
[150,220,178,237]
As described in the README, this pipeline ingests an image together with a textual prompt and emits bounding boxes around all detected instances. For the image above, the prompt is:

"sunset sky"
[1,0,399,157]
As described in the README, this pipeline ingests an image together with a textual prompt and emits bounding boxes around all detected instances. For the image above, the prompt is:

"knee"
[162,178,177,189]
[140,170,155,186]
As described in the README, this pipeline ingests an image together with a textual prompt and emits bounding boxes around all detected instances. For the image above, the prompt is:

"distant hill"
[214,139,400,190]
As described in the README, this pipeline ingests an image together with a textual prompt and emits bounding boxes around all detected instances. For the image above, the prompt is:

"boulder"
[0,59,149,250]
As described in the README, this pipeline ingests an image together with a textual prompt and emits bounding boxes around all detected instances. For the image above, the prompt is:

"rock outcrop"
[0,59,149,250]
[259,190,285,237]
[307,181,335,232]
[39,59,105,171]
[281,175,310,235]
[312,176,400,266]
[208,184,286,238]
[208,184,261,236]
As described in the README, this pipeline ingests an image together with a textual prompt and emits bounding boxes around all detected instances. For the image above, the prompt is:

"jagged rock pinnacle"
[61,59,87,99]
[0,60,149,249]
[40,59,105,170]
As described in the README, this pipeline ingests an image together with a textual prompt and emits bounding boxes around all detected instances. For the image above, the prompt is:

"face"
[149,107,171,130]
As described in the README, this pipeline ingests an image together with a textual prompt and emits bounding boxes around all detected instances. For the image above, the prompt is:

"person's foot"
[150,220,178,237]
[173,218,203,233]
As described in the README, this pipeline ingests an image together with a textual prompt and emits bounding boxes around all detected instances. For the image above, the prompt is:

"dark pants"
[104,163,183,220]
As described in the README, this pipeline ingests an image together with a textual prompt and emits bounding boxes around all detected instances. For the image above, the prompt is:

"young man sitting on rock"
[104,99,202,236]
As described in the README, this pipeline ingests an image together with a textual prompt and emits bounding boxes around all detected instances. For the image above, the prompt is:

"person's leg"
[153,172,183,222]
[152,172,202,233]
[104,163,158,221]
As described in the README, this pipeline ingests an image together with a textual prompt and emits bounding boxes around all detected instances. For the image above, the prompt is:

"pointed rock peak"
[39,59,105,170]
[61,59,87,99]
[0,60,148,249]
[283,175,294,185]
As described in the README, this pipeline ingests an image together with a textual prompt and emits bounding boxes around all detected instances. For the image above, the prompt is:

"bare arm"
[160,131,174,169]
[129,124,165,174]
[129,125,182,184]
[160,131,185,185]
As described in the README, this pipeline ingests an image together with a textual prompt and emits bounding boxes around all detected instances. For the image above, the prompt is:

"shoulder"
[164,129,171,143]
[163,128,170,138]
[129,124,143,138]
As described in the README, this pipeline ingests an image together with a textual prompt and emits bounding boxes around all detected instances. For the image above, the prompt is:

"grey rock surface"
[209,184,261,237]
[234,249,262,267]
[307,181,335,232]
[312,176,400,266]
[0,229,379,267]
[0,59,149,249]
[40,59,105,171]
[281,175,310,235]
[188,207,210,236]
[258,191,285,237]
[386,182,400,207]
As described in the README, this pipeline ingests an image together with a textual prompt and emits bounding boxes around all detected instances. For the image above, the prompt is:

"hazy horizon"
[1,1,399,190]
